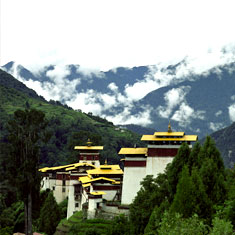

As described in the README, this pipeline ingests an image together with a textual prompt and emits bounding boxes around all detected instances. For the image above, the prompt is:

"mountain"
[2,61,235,138]
[0,69,143,167]
[131,63,235,136]
[210,121,235,168]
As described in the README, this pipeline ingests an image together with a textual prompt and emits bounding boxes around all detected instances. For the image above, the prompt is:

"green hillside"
[0,69,143,166]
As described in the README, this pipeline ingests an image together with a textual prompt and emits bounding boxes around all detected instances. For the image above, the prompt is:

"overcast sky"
[1,0,235,72]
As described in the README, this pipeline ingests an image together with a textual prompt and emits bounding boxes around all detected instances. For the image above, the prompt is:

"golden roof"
[90,191,106,195]
[74,146,103,150]
[65,162,96,171]
[39,164,75,172]
[154,132,185,137]
[119,148,147,155]
[141,135,198,142]
[83,183,91,187]
[79,176,120,186]
[39,162,97,173]
[87,165,123,175]
[79,175,92,184]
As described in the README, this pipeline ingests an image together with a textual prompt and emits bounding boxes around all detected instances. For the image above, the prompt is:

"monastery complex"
[39,124,198,219]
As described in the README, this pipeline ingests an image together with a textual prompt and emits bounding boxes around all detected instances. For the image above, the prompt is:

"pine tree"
[38,192,61,235]
[170,165,195,218]
[6,109,49,235]
[167,143,191,201]
[190,167,212,219]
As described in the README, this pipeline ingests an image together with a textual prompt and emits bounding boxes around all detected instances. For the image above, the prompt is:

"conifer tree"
[170,165,195,217]
[190,167,212,219]
[38,192,61,235]
[167,143,191,201]
[6,109,49,235]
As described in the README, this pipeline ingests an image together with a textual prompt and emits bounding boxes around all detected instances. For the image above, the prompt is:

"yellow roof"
[39,164,76,172]
[79,176,120,184]
[79,175,92,184]
[141,135,198,142]
[119,148,147,155]
[83,183,91,187]
[90,191,106,195]
[74,146,103,150]
[87,165,123,175]
[154,132,184,137]
[65,162,96,171]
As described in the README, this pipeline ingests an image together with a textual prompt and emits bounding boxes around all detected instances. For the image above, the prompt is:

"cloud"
[228,104,235,122]
[171,103,205,127]
[209,122,224,132]
[76,66,105,79]
[103,105,153,127]
[158,86,191,118]
[108,82,118,93]
[215,110,222,117]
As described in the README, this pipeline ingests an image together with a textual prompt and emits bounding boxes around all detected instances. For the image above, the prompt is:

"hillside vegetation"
[0,69,143,166]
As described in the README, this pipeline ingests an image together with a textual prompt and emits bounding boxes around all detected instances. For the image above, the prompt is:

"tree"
[166,143,191,202]
[38,192,61,235]
[170,165,195,218]
[6,109,49,235]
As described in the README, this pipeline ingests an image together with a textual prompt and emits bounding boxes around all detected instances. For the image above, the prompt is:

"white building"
[119,123,198,205]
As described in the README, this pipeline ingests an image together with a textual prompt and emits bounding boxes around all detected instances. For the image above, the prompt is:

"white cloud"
[76,66,105,79]
[228,104,235,122]
[171,103,205,127]
[215,110,222,117]
[46,65,70,81]
[104,105,153,127]
[108,82,118,93]
[158,86,191,118]
[209,122,224,132]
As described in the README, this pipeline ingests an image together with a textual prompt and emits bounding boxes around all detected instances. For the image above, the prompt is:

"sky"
[1,0,235,71]
[1,0,235,129]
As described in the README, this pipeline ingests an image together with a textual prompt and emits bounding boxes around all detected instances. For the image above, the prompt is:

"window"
[63,180,66,186]
[62,188,66,193]
[75,203,79,208]
[52,186,55,191]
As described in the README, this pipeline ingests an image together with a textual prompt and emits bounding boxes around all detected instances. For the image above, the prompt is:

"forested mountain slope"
[3,61,235,138]
[0,69,142,166]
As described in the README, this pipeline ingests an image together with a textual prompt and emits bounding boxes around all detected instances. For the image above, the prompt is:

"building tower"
[74,139,103,168]
[119,123,198,204]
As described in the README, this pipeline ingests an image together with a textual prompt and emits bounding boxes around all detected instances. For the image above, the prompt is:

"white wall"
[146,157,173,177]
[121,167,146,205]
[54,179,70,204]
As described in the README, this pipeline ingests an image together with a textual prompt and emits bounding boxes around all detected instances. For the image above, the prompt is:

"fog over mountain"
[2,52,235,138]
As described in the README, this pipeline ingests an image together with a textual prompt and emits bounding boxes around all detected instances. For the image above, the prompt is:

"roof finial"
[168,120,172,133]
[87,138,92,146]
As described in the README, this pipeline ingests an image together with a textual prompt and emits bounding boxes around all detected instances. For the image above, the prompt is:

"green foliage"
[58,198,68,219]
[210,217,234,235]
[129,137,228,233]
[68,218,112,235]
[170,165,195,217]
[110,214,130,235]
[157,212,208,235]
[0,201,24,233]
[0,226,13,235]
[38,192,61,235]
[167,142,191,201]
